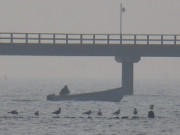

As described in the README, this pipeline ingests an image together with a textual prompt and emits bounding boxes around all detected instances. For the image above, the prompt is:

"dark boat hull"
[47,87,124,102]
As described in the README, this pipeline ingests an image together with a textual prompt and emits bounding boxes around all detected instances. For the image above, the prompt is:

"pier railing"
[0,33,180,45]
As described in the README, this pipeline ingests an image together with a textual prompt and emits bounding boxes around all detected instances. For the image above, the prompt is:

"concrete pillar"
[115,56,141,95]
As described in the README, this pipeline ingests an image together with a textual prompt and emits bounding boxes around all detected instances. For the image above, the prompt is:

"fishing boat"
[47,87,125,102]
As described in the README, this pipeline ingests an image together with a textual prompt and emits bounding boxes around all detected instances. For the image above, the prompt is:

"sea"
[0,77,180,135]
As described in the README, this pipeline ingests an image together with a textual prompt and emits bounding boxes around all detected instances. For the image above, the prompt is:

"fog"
[0,0,180,79]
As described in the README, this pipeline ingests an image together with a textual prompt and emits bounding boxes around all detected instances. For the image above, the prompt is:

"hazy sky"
[0,0,180,79]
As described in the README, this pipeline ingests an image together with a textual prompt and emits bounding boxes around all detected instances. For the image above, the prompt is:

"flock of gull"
[81,104,154,119]
[6,105,155,119]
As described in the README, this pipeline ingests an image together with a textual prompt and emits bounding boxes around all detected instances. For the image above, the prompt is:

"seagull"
[132,108,139,119]
[8,110,18,115]
[34,111,39,116]
[133,108,138,115]
[52,108,61,115]
[82,110,92,117]
[150,105,154,110]
[113,109,120,116]
[97,109,102,116]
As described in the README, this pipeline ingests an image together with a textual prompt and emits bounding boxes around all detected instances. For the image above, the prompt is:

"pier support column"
[115,56,141,95]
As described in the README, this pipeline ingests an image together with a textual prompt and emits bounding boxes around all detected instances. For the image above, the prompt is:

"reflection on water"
[0,78,180,135]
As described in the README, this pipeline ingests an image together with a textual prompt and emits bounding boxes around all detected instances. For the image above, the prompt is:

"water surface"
[0,78,180,135]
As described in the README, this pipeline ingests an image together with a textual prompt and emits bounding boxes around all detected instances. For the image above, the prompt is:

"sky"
[0,0,180,79]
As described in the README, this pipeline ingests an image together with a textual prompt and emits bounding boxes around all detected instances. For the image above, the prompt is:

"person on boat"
[59,85,70,95]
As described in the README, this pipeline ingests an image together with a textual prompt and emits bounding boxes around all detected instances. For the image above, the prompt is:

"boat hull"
[47,87,124,102]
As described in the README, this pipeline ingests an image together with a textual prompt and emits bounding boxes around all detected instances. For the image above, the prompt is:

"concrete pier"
[115,56,141,95]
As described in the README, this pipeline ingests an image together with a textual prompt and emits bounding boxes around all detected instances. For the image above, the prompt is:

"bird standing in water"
[133,108,138,115]
[8,110,18,115]
[34,111,39,116]
[97,109,102,116]
[82,110,92,118]
[132,108,139,119]
[52,108,61,115]
[113,109,120,116]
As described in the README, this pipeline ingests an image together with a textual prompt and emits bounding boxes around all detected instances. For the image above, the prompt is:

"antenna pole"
[120,3,122,34]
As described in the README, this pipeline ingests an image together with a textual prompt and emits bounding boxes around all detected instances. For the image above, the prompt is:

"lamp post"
[120,3,125,34]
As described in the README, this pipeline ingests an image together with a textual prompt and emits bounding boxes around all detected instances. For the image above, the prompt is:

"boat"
[47,87,125,102]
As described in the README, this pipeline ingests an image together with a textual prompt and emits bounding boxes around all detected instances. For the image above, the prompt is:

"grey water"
[0,78,180,135]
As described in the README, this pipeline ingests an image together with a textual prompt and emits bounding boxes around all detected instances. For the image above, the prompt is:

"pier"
[1,32,180,95]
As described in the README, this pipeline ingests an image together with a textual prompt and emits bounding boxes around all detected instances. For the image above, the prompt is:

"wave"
[11,99,40,102]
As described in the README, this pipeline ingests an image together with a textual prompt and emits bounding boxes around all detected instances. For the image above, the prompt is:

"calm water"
[0,78,180,135]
